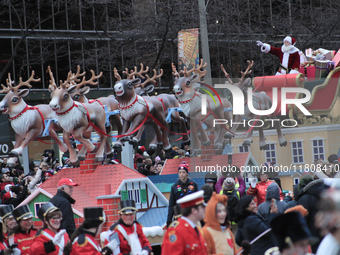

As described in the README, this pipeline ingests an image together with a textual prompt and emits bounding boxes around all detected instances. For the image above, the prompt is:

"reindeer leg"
[73,126,96,155]
[93,116,107,162]
[258,126,268,150]
[272,117,287,147]
[49,123,68,152]
[63,132,78,164]
[130,126,144,146]
[10,128,41,157]
[110,115,123,135]
[190,120,202,156]
[9,134,24,157]
[77,131,91,161]
[105,125,114,157]
[172,112,190,144]
[153,111,171,152]
[114,119,131,149]
[243,127,254,147]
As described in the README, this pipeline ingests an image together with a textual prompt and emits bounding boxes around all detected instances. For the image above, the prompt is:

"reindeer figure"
[221,60,287,150]
[113,67,172,154]
[172,59,232,155]
[65,66,122,156]
[48,67,107,163]
[128,64,190,149]
[0,72,67,162]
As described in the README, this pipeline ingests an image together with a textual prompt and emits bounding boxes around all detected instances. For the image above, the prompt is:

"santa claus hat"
[283,36,296,45]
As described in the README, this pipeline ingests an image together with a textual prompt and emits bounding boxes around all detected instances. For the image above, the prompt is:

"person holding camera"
[49,178,78,238]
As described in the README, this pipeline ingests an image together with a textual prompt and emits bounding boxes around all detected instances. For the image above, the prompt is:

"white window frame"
[264,142,277,164]
[293,177,299,185]
[290,139,305,164]
[310,137,326,162]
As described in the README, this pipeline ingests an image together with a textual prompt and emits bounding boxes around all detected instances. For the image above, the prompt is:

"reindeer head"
[0,72,40,115]
[66,66,102,103]
[48,66,102,112]
[221,60,254,94]
[172,59,206,97]
[113,64,162,98]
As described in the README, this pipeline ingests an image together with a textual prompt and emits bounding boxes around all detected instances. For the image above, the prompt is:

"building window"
[312,139,325,161]
[293,178,299,185]
[291,141,304,164]
[121,189,142,204]
[34,202,46,219]
[238,145,249,153]
[265,144,276,164]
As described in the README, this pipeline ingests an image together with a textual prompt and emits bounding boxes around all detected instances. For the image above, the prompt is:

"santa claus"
[257,36,300,75]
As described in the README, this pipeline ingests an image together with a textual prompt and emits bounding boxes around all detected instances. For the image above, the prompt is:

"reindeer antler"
[1,71,40,94]
[220,64,233,84]
[135,63,149,79]
[137,69,163,88]
[47,66,57,90]
[190,59,207,81]
[0,73,14,93]
[114,68,121,81]
[67,65,86,84]
[239,60,254,84]
[75,70,103,88]
[171,63,180,79]
[15,71,40,92]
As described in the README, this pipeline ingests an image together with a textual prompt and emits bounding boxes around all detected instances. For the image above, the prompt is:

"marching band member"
[29,202,69,255]
[105,200,152,255]
[162,190,208,255]
[9,204,37,255]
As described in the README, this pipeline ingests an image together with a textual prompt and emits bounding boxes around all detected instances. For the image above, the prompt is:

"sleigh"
[289,66,340,124]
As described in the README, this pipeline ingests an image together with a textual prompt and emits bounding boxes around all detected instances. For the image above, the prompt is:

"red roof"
[39,164,146,212]
[161,153,252,175]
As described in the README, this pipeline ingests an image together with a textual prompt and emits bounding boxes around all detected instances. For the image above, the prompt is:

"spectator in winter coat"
[235,195,277,255]
[297,176,329,253]
[215,167,246,197]
[221,177,240,223]
[50,178,78,238]
[166,162,199,226]
[257,182,288,221]
[202,193,238,254]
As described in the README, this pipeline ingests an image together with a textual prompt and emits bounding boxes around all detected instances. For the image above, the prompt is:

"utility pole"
[198,0,212,85]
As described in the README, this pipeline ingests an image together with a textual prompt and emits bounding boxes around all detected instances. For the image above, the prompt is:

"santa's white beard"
[282,44,293,53]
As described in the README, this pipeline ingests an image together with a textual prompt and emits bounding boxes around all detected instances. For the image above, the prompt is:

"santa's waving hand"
[257,36,300,75]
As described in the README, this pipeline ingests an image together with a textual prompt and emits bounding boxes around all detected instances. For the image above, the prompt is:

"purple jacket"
[215,175,246,197]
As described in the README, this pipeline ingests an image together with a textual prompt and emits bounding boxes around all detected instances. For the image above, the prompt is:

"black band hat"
[38,202,60,221]
[12,204,33,222]
[118,200,138,214]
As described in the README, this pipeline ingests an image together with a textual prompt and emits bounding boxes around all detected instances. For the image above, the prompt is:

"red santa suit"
[105,220,152,255]
[162,217,208,255]
[247,179,284,205]
[260,36,300,75]
[29,228,70,255]
[8,228,37,255]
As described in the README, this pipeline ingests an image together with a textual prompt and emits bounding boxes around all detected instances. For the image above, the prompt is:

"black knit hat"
[38,202,60,221]
[83,207,105,228]
[12,204,33,222]
[205,172,217,183]
[328,154,339,163]
[271,211,311,252]
[0,205,14,221]
[118,200,138,214]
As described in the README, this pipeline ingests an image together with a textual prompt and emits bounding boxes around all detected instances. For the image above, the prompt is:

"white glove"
[256,40,264,47]
[52,229,66,245]
[250,177,257,188]
[106,239,119,252]
[10,248,21,255]
[136,251,149,255]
